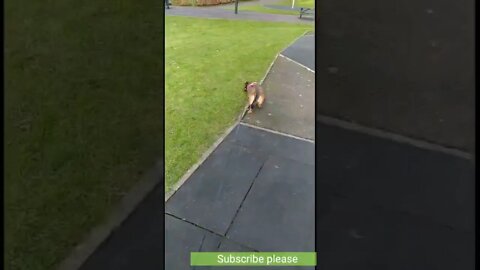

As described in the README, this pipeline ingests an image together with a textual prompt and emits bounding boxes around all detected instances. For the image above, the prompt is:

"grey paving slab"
[315,197,474,270]
[225,124,314,166]
[166,215,314,270]
[218,238,255,252]
[241,57,315,140]
[227,155,315,251]
[166,141,267,235]
[165,214,223,270]
[316,122,475,232]
[316,0,474,152]
[165,6,313,24]
[280,34,315,71]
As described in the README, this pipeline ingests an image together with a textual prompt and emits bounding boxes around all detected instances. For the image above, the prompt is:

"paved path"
[166,124,315,268]
[166,6,314,24]
[242,51,315,138]
[242,33,314,140]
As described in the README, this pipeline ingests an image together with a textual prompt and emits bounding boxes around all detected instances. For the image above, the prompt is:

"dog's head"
[244,81,250,92]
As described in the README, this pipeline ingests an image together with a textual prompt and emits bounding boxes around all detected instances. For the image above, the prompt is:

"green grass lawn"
[225,0,315,15]
[172,0,253,6]
[165,17,312,192]
[275,0,314,8]
[226,5,299,15]
[5,0,163,269]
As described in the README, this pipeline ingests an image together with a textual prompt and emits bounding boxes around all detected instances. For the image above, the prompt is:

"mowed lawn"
[165,17,312,192]
[225,0,314,15]
[276,0,315,8]
[5,0,163,269]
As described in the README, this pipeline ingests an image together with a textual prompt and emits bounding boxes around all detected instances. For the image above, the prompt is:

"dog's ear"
[244,81,250,91]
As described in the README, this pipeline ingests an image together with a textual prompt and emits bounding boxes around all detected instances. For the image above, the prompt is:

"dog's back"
[244,81,266,112]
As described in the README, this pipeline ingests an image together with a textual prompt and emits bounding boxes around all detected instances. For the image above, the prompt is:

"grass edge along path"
[165,16,312,193]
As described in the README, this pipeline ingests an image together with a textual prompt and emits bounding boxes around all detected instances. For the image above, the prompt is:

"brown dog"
[244,81,265,114]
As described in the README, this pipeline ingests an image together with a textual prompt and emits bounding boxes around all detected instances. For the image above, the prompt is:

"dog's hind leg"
[256,95,264,108]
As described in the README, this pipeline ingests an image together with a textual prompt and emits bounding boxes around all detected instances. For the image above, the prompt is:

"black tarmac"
[281,33,315,71]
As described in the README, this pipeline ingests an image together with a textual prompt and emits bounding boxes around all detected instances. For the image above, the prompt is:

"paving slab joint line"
[239,122,315,143]
[167,31,309,201]
[259,30,311,85]
[316,114,473,160]
[57,159,164,270]
[165,213,260,251]
[223,159,266,237]
[277,29,314,73]
[278,53,315,73]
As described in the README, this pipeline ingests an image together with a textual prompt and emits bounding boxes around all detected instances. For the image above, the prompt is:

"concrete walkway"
[243,34,315,139]
[166,6,314,24]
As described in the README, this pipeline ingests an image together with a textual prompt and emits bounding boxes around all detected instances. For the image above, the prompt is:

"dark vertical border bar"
[314,0,319,269]
[475,0,478,265]
[163,0,167,269]
[313,0,476,269]
[1,0,5,268]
